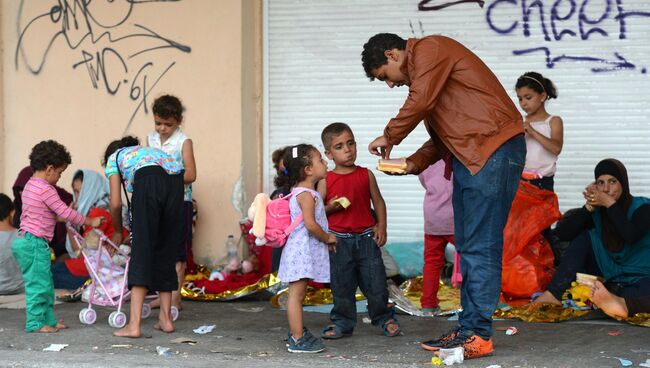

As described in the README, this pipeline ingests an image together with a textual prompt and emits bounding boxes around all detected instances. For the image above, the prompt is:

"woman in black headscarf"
[533,159,650,317]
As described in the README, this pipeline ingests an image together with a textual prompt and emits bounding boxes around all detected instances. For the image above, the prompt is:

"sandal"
[321,324,352,339]
[382,318,401,337]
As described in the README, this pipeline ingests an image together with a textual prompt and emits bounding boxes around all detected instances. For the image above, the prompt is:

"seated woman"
[52,169,119,292]
[534,159,650,318]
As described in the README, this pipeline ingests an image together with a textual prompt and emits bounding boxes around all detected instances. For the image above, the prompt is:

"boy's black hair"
[0,193,14,221]
[102,136,140,167]
[152,94,184,121]
[515,71,558,100]
[29,140,72,171]
[362,33,407,80]
[281,144,318,188]
[321,122,354,150]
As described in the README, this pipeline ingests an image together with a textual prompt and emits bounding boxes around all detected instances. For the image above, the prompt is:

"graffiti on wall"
[416,0,650,73]
[14,0,191,131]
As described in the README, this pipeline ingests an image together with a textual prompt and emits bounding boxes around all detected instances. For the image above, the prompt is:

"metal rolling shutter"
[264,0,650,243]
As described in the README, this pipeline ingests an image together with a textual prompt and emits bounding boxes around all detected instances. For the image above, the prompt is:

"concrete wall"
[0,0,263,264]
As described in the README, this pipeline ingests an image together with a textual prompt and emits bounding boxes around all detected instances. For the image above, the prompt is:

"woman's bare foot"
[56,319,68,329]
[113,323,142,338]
[530,291,562,306]
[592,280,629,318]
[36,325,58,333]
[154,320,175,333]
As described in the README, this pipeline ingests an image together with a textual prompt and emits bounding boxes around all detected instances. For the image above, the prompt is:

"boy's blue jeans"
[452,135,525,339]
[328,229,394,333]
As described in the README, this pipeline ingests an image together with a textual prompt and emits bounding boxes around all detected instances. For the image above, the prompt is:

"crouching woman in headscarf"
[534,158,650,318]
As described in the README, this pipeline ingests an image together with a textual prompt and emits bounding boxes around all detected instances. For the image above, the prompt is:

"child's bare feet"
[530,291,562,306]
[592,280,629,318]
[113,323,141,338]
[148,297,161,309]
[36,325,58,333]
[55,320,68,329]
[154,320,175,333]
[147,297,182,311]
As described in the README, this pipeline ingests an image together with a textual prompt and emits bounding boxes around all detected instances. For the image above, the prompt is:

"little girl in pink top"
[418,161,455,314]
[12,140,101,333]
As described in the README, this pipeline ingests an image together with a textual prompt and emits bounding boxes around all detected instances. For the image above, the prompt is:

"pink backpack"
[263,192,304,248]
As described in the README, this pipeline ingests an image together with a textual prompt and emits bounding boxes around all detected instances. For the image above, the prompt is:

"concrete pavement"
[1,293,649,368]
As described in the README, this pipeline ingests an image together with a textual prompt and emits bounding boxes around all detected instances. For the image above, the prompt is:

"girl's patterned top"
[105,146,183,193]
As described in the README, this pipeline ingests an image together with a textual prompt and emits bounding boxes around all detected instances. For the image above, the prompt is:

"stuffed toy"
[112,244,131,267]
[247,193,270,246]
[208,254,260,281]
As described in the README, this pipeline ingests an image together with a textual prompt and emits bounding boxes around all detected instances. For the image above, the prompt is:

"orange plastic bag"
[501,181,561,299]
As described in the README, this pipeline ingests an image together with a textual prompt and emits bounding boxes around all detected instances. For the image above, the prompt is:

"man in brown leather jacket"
[362,33,526,360]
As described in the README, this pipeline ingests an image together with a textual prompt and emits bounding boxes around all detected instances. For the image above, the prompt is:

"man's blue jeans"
[452,135,525,339]
[328,230,394,333]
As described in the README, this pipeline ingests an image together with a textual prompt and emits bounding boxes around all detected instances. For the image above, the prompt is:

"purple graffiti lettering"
[487,0,649,41]
[419,0,484,11]
[578,0,610,40]
[614,0,650,39]
[513,46,636,73]
[551,0,577,40]
[486,0,518,34]
[522,0,551,41]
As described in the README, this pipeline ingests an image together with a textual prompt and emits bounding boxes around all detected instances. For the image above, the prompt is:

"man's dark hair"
[29,140,72,171]
[361,33,407,80]
[153,94,184,121]
[0,193,14,221]
[321,122,354,150]
[102,136,140,167]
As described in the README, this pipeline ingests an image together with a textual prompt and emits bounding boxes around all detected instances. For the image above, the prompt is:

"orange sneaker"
[420,327,461,351]
[444,333,493,359]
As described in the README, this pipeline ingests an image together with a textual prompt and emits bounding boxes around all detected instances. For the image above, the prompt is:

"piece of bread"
[377,158,407,174]
[576,272,598,287]
[331,196,351,209]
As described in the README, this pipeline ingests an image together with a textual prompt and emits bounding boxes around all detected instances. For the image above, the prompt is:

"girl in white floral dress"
[278,144,337,353]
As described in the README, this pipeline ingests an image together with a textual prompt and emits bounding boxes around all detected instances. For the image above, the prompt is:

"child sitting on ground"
[317,122,400,339]
[418,161,455,315]
[279,144,336,353]
[12,141,102,332]
[0,193,24,295]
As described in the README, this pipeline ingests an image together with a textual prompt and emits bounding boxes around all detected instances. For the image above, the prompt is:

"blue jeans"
[328,230,394,333]
[452,135,525,339]
[51,262,88,290]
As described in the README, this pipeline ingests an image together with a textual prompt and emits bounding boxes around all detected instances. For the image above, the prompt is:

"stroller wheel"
[79,308,97,325]
[142,303,152,319]
[108,311,127,328]
[171,306,179,321]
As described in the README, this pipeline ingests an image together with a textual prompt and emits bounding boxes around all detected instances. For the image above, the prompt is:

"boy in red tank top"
[317,122,401,339]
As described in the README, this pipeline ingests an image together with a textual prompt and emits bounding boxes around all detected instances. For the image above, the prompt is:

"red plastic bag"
[501,181,561,299]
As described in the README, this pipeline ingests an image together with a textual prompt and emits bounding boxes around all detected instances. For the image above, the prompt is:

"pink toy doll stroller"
[72,228,179,327]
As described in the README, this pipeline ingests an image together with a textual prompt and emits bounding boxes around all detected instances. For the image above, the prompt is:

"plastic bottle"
[226,235,237,261]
